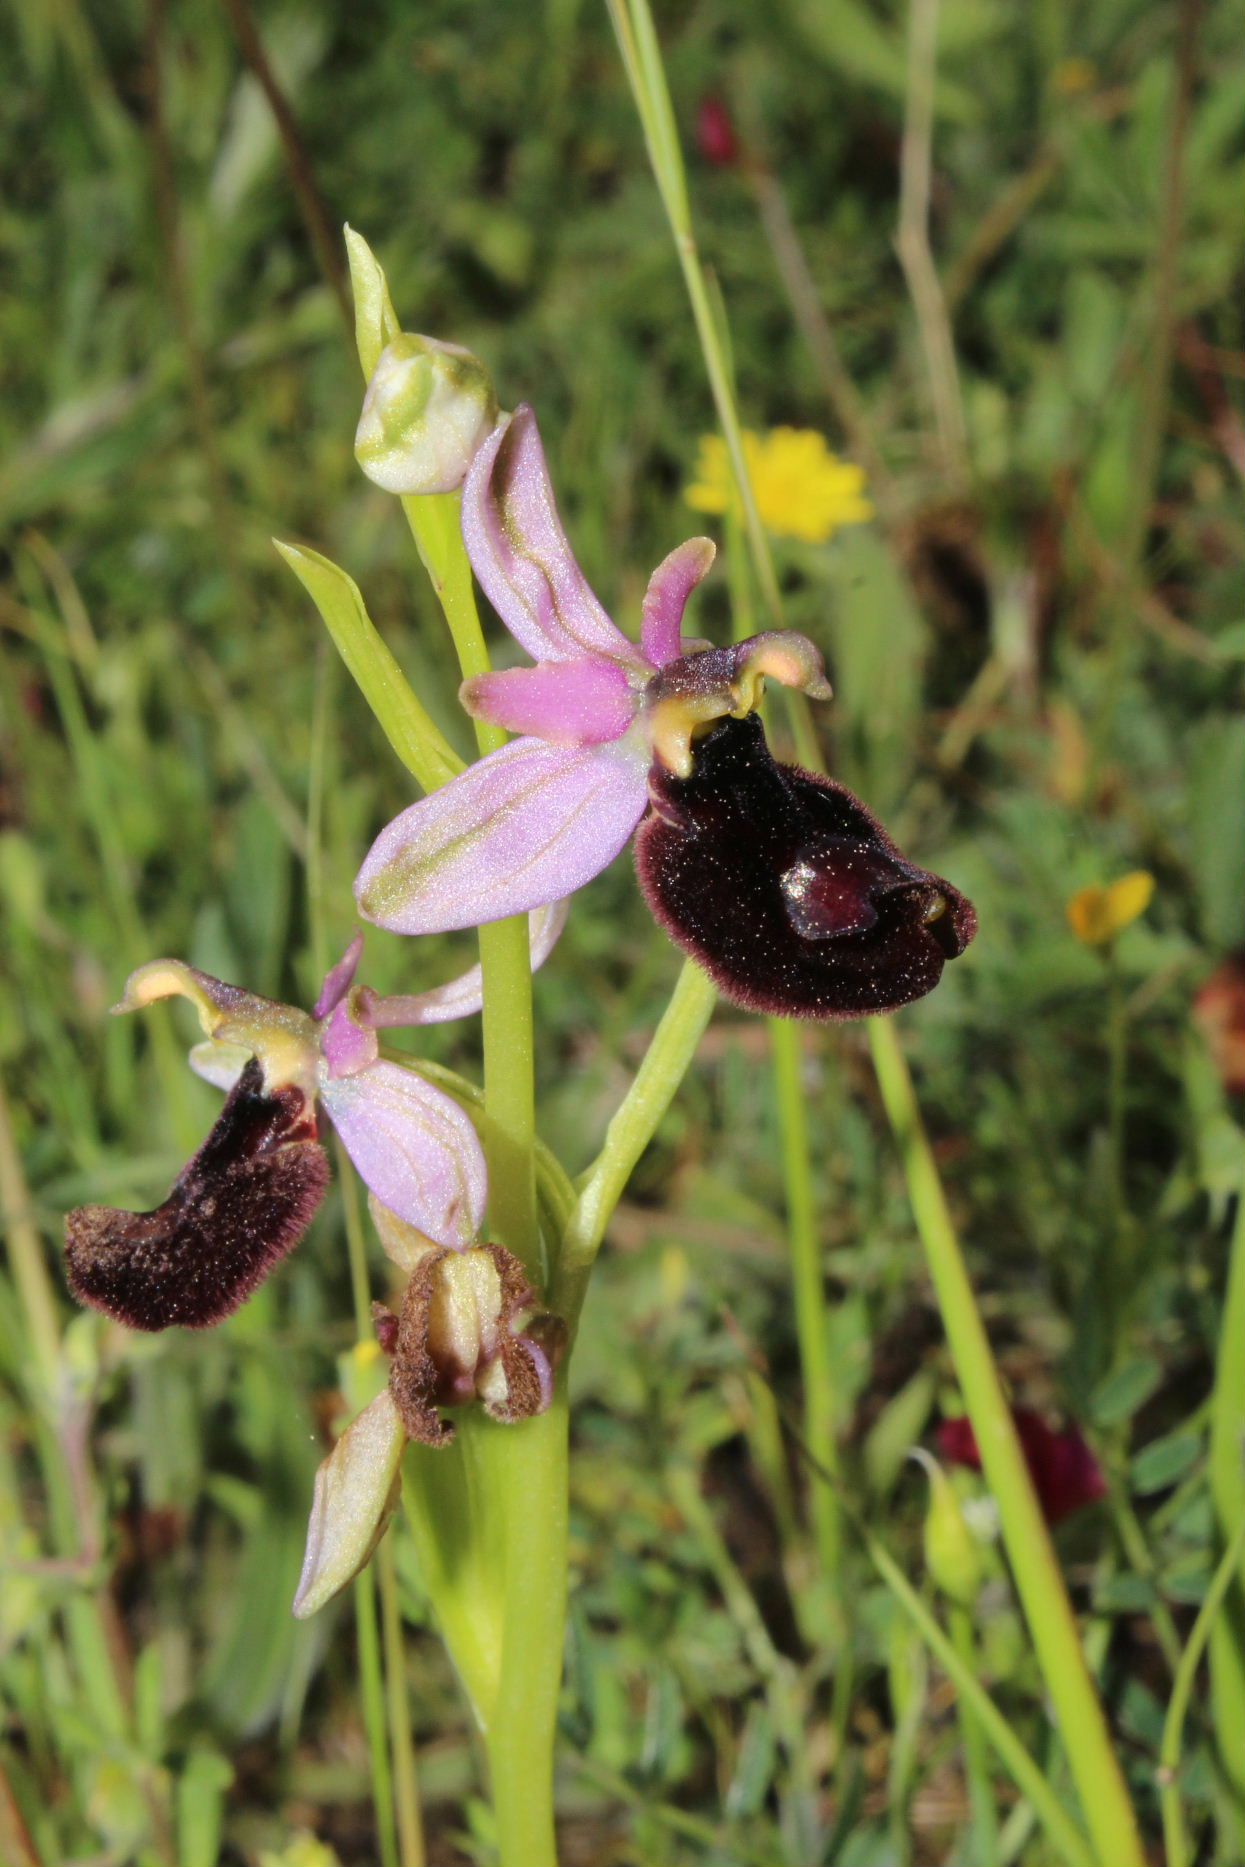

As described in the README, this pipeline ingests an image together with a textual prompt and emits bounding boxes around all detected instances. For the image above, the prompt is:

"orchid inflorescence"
[64,259,976,1617]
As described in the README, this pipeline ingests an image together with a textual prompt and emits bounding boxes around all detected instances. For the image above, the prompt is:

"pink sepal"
[354,737,649,935]
[461,656,637,746]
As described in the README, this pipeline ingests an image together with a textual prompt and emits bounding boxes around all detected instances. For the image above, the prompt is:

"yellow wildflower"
[1066,872,1155,947]
[684,428,873,545]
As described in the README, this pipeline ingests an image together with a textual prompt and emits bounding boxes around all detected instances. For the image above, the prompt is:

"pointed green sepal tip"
[292,1385,407,1619]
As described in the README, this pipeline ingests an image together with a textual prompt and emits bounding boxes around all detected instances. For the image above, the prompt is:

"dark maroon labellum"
[635,713,977,1019]
[64,1057,328,1330]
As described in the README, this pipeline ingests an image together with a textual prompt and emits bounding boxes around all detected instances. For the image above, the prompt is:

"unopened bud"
[911,1447,984,1608]
[355,334,498,495]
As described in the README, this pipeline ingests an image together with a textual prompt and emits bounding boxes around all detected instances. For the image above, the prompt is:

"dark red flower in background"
[1193,956,1245,1094]
[696,95,740,169]
[937,1407,1106,1526]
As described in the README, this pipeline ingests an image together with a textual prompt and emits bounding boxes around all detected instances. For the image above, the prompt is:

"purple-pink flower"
[353,406,833,936]
[63,912,561,1332]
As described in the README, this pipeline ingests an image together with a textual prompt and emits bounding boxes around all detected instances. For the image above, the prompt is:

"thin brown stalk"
[746,162,894,506]
[216,0,353,334]
[895,0,968,487]
[1120,0,1202,573]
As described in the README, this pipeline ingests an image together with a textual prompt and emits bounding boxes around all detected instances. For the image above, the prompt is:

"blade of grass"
[868,1015,1145,1867]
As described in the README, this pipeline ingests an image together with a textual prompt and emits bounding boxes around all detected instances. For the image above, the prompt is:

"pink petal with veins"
[354,737,649,935]
[640,536,716,668]
[321,1061,486,1250]
[461,656,637,745]
[462,409,646,670]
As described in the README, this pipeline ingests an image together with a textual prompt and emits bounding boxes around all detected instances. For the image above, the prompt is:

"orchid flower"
[355,406,977,1018]
[64,908,562,1332]
[353,405,832,934]
[65,929,566,1614]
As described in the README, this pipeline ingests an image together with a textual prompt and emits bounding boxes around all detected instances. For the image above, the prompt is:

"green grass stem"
[948,1600,1001,1863]
[378,1533,426,1867]
[867,1015,1144,1867]
[1159,1514,1245,1867]
[1208,1191,1245,1798]
[555,959,717,1327]
[769,1017,841,1582]
[606,0,784,634]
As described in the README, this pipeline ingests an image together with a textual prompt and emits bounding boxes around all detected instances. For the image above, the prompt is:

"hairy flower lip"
[64,1057,330,1331]
[635,713,977,1020]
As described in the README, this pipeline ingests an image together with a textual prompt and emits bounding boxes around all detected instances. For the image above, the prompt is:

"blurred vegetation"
[1,0,1242,1861]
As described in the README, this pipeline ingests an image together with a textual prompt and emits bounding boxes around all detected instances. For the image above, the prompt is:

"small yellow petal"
[1066,871,1155,946]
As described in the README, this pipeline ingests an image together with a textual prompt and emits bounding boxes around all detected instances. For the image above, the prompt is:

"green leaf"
[1092,1573,1156,1614]
[862,1366,938,1498]
[1090,1356,1162,1427]
[275,540,462,794]
[1129,1432,1203,1497]
[175,1749,234,1867]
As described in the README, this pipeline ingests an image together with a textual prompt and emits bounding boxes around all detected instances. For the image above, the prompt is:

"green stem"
[769,1018,840,1582]
[606,0,783,632]
[1159,1514,1245,1867]
[859,1523,1095,1867]
[554,959,717,1327]
[402,486,554,1866]
[867,1016,1143,1867]
[476,917,538,1277]
[0,1075,62,1402]
[379,1534,426,1867]
[477,1399,569,1867]
[336,1142,425,1867]
[948,1601,1001,1863]
[1208,1191,1245,1798]
[353,1568,398,1867]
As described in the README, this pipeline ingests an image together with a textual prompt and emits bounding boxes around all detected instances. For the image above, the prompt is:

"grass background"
[1,0,1242,1861]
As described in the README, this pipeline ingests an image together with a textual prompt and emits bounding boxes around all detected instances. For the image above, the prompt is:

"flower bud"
[911,1448,984,1608]
[355,334,499,495]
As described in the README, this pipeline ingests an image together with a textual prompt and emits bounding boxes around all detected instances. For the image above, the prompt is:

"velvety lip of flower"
[353,404,833,936]
[635,712,977,1018]
[60,932,536,1331]
[937,1409,1107,1527]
